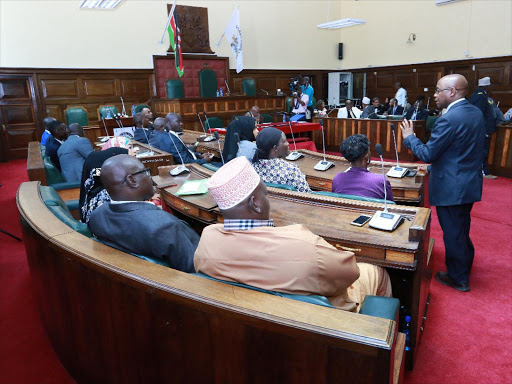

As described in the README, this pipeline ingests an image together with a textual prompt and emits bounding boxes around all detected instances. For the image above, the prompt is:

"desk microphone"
[326,108,337,117]
[426,97,430,111]
[368,143,402,231]
[285,115,303,161]
[120,97,127,116]
[101,117,110,140]
[313,119,334,171]
[214,131,224,165]
[197,112,214,142]
[261,89,269,96]
[387,123,409,178]
[167,129,190,176]
[136,127,155,157]
[202,110,215,141]
[224,80,231,94]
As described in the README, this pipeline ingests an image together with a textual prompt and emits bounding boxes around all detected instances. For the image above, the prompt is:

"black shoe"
[436,272,470,292]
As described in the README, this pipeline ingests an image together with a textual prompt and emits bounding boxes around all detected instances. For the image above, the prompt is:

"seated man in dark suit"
[384,98,404,116]
[57,123,94,182]
[405,100,429,120]
[149,113,214,165]
[361,97,385,118]
[40,116,56,146]
[88,154,199,272]
[132,112,152,143]
[45,120,69,171]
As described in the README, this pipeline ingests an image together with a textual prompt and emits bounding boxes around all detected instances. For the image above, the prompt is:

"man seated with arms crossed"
[337,99,361,119]
[245,105,261,124]
[150,113,214,165]
[383,98,404,116]
[194,156,392,312]
[332,134,394,201]
[88,154,199,272]
[289,86,309,122]
[57,123,94,182]
[132,112,152,143]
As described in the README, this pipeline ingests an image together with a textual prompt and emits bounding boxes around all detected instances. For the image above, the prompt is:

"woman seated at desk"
[222,116,258,163]
[252,127,312,193]
[332,134,394,201]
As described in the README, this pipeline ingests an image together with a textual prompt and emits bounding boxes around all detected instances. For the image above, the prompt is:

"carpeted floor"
[0,159,511,384]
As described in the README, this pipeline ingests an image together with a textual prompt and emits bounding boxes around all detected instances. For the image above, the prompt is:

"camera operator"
[301,77,315,121]
[290,86,309,122]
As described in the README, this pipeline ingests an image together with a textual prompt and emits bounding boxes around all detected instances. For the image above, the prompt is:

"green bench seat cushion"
[359,296,400,321]
[312,191,396,204]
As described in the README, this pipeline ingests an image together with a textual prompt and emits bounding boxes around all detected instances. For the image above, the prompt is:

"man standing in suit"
[88,154,199,272]
[58,123,94,182]
[400,74,485,292]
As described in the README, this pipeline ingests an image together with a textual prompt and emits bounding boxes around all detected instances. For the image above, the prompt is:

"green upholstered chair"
[264,182,297,191]
[241,78,257,97]
[202,163,220,172]
[205,117,223,129]
[42,155,81,210]
[40,186,91,237]
[98,105,119,120]
[426,116,438,131]
[198,69,218,98]
[311,191,396,205]
[65,107,89,126]
[134,104,150,113]
[165,79,185,98]
[286,97,293,113]
[261,113,272,123]
[391,115,404,121]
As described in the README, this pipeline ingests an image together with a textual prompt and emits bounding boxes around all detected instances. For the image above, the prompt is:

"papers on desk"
[175,179,209,196]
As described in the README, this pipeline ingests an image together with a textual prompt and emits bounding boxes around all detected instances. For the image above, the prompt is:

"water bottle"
[131,105,136,116]
[403,315,411,351]
[106,109,112,119]
[216,89,220,97]
[282,113,286,122]
[220,87,223,97]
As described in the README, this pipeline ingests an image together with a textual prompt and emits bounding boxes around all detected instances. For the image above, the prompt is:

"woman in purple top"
[332,134,394,201]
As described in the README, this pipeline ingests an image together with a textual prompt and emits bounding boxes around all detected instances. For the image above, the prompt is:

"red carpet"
[0,159,511,384]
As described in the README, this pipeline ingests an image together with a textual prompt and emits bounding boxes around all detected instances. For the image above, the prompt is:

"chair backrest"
[98,105,119,120]
[426,116,438,131]
[198,69,218,98]
[312,191,396,204]
[43,155,66,184]
[193,273,334,308]
[261,113,272,123]
[165,79,185,98]
[40,186,92,237]
[264,182,297,191]
[205,117,223,129]
[285,97,293,113]
[241,78,257,96]
[134,104,150,113]
[202,163,220,172]
[65,107,89,126]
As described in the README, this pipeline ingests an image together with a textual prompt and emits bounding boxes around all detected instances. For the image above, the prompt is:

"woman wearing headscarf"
[79,137,136,223]
[222,116,258,162]
[252,127,312,193]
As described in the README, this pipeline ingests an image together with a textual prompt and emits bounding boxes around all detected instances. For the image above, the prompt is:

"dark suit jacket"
[386,105,404,116]
[468,87,494,135]
[403,99,484,206]
[88,202,199,272]
[133,128,151,143]
[45,136,62,171]
[405,108,429,120]
[361,105,384,118]
[149,130,206,165]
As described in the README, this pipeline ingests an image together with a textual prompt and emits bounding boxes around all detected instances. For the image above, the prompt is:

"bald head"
[165,113,183,132]
[345,100,354,109]
[434,74,468,109]
[101,154,154,202]
[153,117,166,132]
[68,123,84,137]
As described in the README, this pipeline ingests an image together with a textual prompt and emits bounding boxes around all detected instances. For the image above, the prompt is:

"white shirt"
[337,107,362,119]
[291,94,309,114]
[395,87,407,107]
[170,130,197,160]
[445,97,465,114]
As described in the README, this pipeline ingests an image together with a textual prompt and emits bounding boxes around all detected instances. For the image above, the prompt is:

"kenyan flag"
[168,11,184,77]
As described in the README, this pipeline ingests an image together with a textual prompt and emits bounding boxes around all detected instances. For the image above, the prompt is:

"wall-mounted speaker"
[338,43,343,60]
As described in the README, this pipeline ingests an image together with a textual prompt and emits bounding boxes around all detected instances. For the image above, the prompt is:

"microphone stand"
[167,129,190,176]
[313,120,334,171]
[197,112,214,142]
[214,131,224,165]
[285,116,303,161]
[202,111,215,142]
[386,123,409,178]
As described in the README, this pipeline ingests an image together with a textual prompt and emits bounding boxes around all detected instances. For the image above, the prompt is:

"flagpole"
[216,4,240,47]
[158,0,177,44]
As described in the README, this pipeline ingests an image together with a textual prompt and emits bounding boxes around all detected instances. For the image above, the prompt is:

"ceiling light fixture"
[406,33,416,44]
[435,0,466,5]
[80,0,123,9]
[317,18,366,30]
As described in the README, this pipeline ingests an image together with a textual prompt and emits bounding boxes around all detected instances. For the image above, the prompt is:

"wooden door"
[0,75,39,161]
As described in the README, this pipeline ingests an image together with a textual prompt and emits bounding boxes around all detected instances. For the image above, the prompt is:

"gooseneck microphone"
[120,96,127,116]
[261,89,269,96]
[368,143,403,231]
[387,123,409,178]
[197,112,213,141]
[313,119,334,171]
[202,110,215,141]
[167,129,190,176]
[285,115,303,161]
[214,131,224,165]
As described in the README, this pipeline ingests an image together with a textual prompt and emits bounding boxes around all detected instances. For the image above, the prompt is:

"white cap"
[478,77,491,86]
[362,97,371,104]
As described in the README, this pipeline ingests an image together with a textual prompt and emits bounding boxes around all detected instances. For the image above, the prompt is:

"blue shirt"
[41,130,51,146]
[301,84,314,107]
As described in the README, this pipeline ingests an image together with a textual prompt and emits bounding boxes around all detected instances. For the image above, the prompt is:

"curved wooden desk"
[154,164,433,370]
[18,181,404,384]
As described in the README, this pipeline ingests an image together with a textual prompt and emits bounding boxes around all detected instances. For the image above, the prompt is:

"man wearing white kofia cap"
[194,156,392,312]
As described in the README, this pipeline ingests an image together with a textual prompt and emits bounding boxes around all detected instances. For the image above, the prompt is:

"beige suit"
[194,224,391,312]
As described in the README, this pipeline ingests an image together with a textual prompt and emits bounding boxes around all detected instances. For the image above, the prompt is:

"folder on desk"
[175,179,209,196]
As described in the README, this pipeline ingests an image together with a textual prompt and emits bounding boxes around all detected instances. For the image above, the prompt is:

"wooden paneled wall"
[0,68,155,160]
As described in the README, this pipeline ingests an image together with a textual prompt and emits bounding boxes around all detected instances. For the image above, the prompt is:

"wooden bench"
[18,181,405,384]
